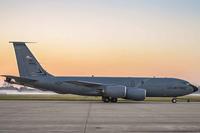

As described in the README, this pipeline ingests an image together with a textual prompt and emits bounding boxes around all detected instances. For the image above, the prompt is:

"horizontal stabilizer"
[1,75,37,84]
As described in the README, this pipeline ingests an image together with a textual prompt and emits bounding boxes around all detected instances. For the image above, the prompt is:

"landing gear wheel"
[171,98,177,103]
[102,97,110,103]
[187,99,190,102]
[110,98,118,103]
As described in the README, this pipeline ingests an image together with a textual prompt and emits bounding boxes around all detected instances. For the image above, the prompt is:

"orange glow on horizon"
[0,0,200,85]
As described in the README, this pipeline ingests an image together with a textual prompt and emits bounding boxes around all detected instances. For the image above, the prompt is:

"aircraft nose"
[190,84,198,92]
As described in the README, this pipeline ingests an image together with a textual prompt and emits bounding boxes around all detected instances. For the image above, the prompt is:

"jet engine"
[104,85,126,98]
[125,87,146,101]
[103,85,146,101]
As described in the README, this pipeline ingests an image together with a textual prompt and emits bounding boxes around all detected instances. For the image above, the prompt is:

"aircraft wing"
[64,80,104,88]
[64,80,105,94]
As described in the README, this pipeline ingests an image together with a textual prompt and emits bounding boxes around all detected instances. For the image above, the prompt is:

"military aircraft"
[2,42,198,103]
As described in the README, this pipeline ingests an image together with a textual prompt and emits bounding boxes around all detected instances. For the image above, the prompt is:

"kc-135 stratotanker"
[2,42,198,103]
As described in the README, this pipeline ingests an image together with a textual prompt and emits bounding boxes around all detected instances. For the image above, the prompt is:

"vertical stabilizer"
[9,41,52,77]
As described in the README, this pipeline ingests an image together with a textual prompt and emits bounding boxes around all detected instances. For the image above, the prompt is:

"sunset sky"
[0,0,200,85]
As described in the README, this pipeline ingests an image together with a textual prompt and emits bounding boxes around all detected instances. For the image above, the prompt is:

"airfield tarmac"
[0,101,200,133]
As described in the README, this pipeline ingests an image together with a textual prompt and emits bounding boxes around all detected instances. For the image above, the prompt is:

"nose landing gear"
[171,98,177,103]
[171,97,191,103]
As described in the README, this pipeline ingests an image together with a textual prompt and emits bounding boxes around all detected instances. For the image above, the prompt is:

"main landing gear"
[102,96,118,103]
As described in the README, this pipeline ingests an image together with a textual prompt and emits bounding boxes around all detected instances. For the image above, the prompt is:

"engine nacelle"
[125,88,146,101]
[104,85,126,98]
[103,86,146,101]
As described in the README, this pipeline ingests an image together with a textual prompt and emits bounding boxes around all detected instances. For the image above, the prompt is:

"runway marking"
[83,102,92,133]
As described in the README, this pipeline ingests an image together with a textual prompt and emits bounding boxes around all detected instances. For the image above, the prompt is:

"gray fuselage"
[32,76,196,97]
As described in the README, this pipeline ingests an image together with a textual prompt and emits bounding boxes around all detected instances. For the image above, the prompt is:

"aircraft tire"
[110,98,118,103]
[102,96,110,103]
[171,98,177,103]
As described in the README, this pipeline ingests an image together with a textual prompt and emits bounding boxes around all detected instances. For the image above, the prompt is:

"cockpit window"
[183,82,190,86]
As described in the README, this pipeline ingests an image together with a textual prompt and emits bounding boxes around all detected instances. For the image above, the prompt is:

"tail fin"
[9,41,53,77]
